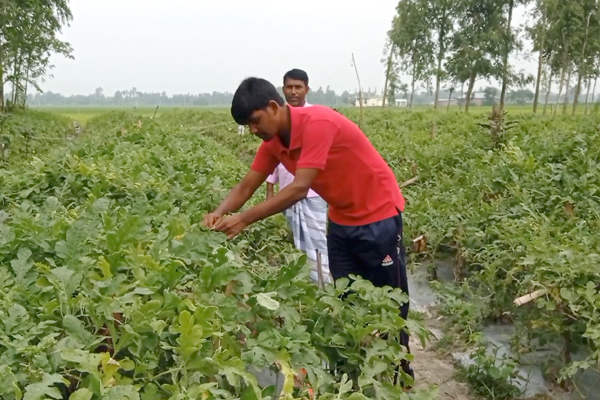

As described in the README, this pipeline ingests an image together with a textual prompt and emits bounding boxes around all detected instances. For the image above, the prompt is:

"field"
[0,109,433,400]
[1,106,600,399]
[36,103,600,126]
[34,107,231,124]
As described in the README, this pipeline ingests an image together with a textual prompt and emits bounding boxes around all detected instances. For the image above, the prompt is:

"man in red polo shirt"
[203,77,413,385]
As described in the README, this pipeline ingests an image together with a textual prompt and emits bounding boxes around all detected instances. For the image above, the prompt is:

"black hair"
[231,77,285,125]
[283,69,309,87]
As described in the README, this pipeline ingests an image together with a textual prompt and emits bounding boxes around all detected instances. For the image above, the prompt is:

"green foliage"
[341,107,600,386]
[0,110,429,400]
[476,107,518,148]
[0,0,73,110]
[0,110,72,162]
[458,335,523,400]
[388,0,435,106]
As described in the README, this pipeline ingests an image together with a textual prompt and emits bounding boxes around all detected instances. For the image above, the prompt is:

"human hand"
[202,212,223,229]
[213,213,250,239]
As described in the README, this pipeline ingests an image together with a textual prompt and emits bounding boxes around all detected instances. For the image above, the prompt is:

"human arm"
[203,169,269,228]
[214,168,319,239]
[213,119,335,239]
[204,142,278,227]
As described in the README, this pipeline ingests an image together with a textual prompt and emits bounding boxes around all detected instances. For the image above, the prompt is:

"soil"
[410,335,477,400]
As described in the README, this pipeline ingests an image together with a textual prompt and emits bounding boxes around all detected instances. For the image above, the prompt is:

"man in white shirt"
[266,69,331,284]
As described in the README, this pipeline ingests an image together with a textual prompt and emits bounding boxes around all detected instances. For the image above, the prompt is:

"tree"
[382,40,396,107]
[499,0,519,111]
[447,0,506,112]
[508,88,535,104]
[0,0,73,111]
[423,0,457,109]
[570,0,599,114]
[483,86,499,106]
[388,0,434,109]
[529,0,550,113]
[114,90,123,105]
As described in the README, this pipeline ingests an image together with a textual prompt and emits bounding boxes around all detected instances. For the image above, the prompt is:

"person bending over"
[203,77,414,385]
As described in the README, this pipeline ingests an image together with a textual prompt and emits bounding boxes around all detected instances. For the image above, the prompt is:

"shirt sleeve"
[297,119,336,170]
[266,164,279,184]
[251,143,279,176]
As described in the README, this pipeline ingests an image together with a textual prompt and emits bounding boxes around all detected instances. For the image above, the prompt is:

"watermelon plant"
[347,107,600,389]
[0,111,432,400]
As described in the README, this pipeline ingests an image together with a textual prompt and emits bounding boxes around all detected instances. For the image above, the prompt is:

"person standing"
[266,69,331,285]
[203,77,414,385]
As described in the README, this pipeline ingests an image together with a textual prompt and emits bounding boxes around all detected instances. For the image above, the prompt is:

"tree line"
[20,84,597,108]
[384,0,600,114]
[25,86,358,107]
[0,0,73,112]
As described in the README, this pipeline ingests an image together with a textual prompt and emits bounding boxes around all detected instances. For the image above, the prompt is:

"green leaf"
[43,197,61,211]
[4,304,28,333]
[93,197,111,213]
[240,385,260,400]
[347,394,368,400]
[256,292,280,310]
[11,247,33,285]
[69,388,93,400]
[23,374,66,400]
[560,288,574,302]
[102,385,140,400]
[140,383,162,400]
[61,349,103,373]
[338,374,353,396]
[63,315,96,347]
[0,365,22,399]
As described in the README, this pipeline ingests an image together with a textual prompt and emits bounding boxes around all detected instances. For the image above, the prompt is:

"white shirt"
[265,101,319,198]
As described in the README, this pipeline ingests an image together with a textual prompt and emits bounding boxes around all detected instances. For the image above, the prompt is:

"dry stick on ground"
[514,289,547,306]
[400,176,419,188]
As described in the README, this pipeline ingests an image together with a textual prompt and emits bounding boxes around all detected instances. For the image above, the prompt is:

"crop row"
[0,111,425,400]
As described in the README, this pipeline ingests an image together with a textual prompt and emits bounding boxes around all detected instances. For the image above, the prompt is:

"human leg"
[350,214,414,386]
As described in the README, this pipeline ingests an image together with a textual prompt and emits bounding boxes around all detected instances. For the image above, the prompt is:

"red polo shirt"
[251,105,405,226]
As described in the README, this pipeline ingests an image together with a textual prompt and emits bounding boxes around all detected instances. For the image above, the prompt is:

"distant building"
[437,98,458,107]
[352,97,409,107]
[354,97,384,107]
[456,92,497,107]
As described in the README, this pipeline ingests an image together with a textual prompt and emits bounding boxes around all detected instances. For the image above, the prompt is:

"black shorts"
[327,212,413,379]
[327,212,409,315]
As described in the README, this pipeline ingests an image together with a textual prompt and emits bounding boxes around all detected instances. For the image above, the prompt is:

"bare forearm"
[214,183,255,215]
[242,184,307,224]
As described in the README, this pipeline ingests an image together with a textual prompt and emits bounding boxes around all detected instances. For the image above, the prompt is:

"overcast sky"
[42,0,534,96]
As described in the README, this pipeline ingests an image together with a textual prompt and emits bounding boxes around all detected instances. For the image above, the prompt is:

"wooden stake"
[352,53,365,127]
[316,250,324,290]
